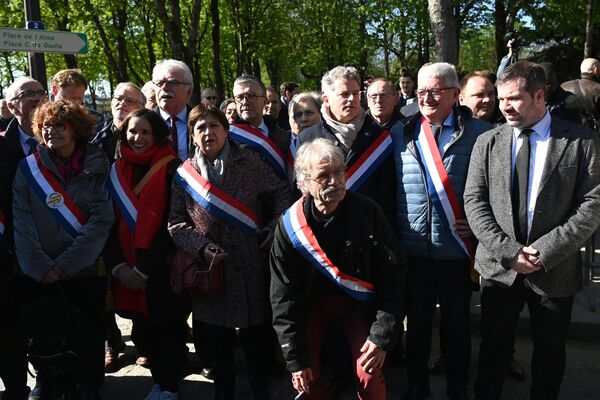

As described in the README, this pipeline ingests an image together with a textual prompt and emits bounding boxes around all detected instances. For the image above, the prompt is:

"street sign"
[0,27,87,54]
[26,21,45,30]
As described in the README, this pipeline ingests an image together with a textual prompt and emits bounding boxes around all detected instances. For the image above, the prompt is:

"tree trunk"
[210,0,224,99]
[115,7,129,82]
[428,0,457,64]
[585,0,594,58]
[494,0,507,66]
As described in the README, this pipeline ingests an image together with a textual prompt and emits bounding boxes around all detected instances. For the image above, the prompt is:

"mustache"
[320,183,345,196]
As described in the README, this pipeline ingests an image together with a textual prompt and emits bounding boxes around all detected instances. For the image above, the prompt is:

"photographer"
[496,32,519,79]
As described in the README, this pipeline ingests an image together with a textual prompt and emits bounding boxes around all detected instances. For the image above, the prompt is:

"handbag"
[170,249,224,294]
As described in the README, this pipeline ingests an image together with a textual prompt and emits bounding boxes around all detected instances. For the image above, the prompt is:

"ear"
[322,92,329,106]
[458,93,465,104]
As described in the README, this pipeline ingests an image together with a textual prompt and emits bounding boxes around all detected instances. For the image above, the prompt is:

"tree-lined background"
[0,0,598,106]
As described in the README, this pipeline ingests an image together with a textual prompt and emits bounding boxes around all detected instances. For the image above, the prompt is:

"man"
[367,78,403,130]
[539,62,582,125]
[264,86,282,122]
[464,61,600,400]
[92,82,145,161]
[0,98,13,131]
[270,138,404,399]
[561,58,600,130]
[152,59,194,160]
[459,71,501,123]
[200,88,218,107]
[0,76,46,400]
[390,62,492,400]
[51,69,103,123]
[141,81,157,110]
[299,65,396,224]
[397,71,417,108]
[278,81,300,131]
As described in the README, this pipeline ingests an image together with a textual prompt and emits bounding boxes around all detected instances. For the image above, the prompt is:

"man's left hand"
[358,339,386,374]
[454,219,472,238]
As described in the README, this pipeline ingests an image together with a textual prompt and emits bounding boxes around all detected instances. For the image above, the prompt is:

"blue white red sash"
[345,130,393,192]
[414,117,475,258]
[174,160,259,236]
[282,198,375,301]
[107,163,138,231]
[20,153,87,238]
[0,210,5,241]
[229,124,290,178]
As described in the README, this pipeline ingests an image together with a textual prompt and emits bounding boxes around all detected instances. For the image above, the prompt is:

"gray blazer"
[464,118,600,297]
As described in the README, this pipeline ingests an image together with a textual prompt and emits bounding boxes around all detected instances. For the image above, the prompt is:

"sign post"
[24,0,46,88]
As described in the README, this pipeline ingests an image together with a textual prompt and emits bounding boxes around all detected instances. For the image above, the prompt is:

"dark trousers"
[405,257,472,399]
[146,319,188,392]
[474,277,574,400]
[194,320,271,400]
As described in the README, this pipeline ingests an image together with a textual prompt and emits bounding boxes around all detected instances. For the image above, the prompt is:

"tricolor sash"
[345,130,393,192]
[415,117,475,258]
[229,124,290,178]
[20,153,87,238]
[0,210,5,241]
[174,160,259,236]
[288,136,299,166]
[107,163,138,231]
[282,198,375,301]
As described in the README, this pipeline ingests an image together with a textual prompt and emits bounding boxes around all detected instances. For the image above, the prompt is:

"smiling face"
[322,78,361,124]
[41,119,76,157]
[126,116,155,153]
[8,80,45,130]
[192,113,228,161]
[417,75,459,125]
[154,67,192,116]
[459,76,496,121]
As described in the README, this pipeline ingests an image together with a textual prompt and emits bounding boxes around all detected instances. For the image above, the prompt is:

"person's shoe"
[429,355,446,375]
[144,384,161,400]
[508,355,526,381]
[200,367,214,380]
[136,355,150,367]
[159,391,179,400]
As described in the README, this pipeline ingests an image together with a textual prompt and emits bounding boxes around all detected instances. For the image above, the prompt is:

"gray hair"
[321,66,361,95]
[201,88,217,97]
[6,76,39,103]
[417,62,459,88]
[295,138,344,194]
[289,91,323,116]
[114,82,145,105]
[141,81,156,98]
[233,75,266,95]
[152,59,193,88]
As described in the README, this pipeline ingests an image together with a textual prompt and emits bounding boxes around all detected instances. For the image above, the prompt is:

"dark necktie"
[169,116,179,155]
[513,128,533,243]
[431,124,442,144]
[26,137,38,155]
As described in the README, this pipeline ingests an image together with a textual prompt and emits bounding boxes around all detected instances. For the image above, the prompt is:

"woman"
[288,91,323,137]
[168,104,291,399]
[13,100,114,399]
[103,108,186,400]
[219,98,239,125]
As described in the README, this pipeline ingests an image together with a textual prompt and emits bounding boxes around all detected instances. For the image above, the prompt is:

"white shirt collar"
[159,106,188,123]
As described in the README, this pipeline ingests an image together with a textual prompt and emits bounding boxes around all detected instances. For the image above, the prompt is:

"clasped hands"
[510,246,543,274]
[112,263,147,290]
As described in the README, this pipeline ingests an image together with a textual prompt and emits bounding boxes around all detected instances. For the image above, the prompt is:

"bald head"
[581,58,600,76]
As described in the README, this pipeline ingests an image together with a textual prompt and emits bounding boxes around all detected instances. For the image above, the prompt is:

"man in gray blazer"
[464,61,600,400]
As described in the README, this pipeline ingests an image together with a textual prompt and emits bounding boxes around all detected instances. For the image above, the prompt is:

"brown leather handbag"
[170,249,224,294]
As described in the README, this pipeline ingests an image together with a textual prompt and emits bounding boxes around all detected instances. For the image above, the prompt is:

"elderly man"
[0,98,13,131]
[141,81,157,110]
[561,57,600,130]
[299,65,396,224]
[51,69,103,124]
[390,62,492,400]
[0,76,46,400]
[367,78,404,130]
[92,82,145,161]
[153,59,194,160]
[465,61,600,400]
[270,138,405,399]
[200,88,218,107]
[264,86,282,122]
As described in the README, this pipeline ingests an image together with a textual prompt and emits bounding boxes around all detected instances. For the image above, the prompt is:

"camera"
[505,30,519,48]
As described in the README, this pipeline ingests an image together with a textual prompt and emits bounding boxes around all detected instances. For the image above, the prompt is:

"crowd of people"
[1,53,600,400]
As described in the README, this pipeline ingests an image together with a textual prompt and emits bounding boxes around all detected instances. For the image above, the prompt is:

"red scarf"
[113,143,176,315]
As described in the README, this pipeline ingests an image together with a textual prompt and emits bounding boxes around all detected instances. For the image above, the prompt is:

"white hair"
[418,62,459,88]
[152,59,193,88]
[6,76,39,103]
[295,138,344,194]
[321,66,361,95]
[114,82,145,104]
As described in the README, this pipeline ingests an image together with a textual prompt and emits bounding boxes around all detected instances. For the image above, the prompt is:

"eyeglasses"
[234,93,265,103]
[416,87,456,99]
[367,93,392,100]
[12,90,47,101]
[309,168,346,184]
[153,79,190,88]
[39,122,67,132]
[112,95,141,105]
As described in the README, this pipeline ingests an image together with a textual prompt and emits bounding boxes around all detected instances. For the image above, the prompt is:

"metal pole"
[23,0,47,90]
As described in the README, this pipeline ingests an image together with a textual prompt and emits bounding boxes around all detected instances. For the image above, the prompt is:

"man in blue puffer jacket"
[390,62,492,400]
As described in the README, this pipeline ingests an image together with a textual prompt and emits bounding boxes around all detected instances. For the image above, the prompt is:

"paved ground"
[2,280,599,399]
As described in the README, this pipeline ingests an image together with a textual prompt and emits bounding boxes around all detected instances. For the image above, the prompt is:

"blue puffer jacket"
[390,106,492,260]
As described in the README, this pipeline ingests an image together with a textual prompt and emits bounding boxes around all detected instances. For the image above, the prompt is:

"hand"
[358,339,387,374]
[40,267,62,284]
[454,219,472,239]
[509,246,542,274]
[113,263,147,290]
[202,244,227,265]
[291,368,313,394]
[259,226,274,250]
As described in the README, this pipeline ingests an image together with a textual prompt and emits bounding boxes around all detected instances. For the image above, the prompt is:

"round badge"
[46,192,64,209]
